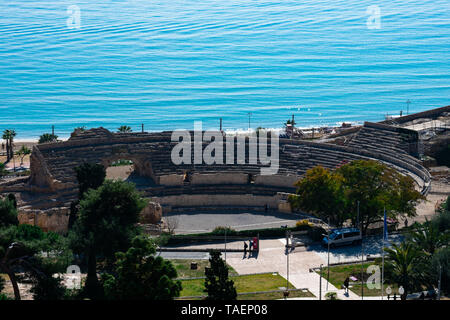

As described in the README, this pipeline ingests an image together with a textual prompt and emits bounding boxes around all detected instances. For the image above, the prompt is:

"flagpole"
[381,207,385,300]
[358,200,364,300]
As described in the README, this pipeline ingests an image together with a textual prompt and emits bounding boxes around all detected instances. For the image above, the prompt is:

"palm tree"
[118,125,132,133]
[74,126,86,132]
[16,145,31,166]
[409,219,447,257]
[384,242,424,300]
[38,133,58,144]
[2,129,16,162]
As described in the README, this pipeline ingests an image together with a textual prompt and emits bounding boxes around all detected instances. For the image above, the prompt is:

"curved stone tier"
[0,122,431,232]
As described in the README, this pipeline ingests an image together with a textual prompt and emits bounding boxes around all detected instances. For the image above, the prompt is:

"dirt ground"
[105,164,134,180]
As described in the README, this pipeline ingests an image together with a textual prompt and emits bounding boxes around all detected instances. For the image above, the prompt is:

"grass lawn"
[316,262,398,297]
[170,259,237,279]
[238,289,314,300]
[180,273,300,298]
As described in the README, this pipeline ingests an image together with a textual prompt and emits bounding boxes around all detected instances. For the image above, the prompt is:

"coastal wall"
[379,105,450,125]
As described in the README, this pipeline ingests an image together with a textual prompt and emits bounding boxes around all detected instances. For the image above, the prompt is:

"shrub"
[435,144,450,167]
[212,226,237,236]
[296,220,311,228]
[0,162,6,176]
[325,292,338,300]
[307,226,327,242]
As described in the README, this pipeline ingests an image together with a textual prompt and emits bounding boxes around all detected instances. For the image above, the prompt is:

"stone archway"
[101,155,156,182]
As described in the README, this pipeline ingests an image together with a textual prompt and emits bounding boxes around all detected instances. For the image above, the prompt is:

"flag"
[383,209,388,242]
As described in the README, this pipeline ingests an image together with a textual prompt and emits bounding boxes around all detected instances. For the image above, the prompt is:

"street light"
[438,264,442,300]
[319,264,323,300]
[224,227,227,262]
[322,230,330,290]
[285,229,291,298]
[247,112,252,131]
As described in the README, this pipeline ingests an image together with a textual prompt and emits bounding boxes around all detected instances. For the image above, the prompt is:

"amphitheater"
[2,106,449,233]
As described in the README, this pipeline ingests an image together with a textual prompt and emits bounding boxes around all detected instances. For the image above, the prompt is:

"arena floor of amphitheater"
[164,210,303,234]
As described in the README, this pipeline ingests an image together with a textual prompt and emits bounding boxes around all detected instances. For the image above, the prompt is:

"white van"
[322,228,362,248]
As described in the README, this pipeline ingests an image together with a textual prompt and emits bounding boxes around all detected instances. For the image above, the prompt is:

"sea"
[0,0,449,139]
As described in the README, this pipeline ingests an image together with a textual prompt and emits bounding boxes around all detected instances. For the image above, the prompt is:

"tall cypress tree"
[204,250,237,300]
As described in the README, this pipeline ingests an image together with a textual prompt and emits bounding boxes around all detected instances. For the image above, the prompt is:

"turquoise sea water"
[0,0,449,139]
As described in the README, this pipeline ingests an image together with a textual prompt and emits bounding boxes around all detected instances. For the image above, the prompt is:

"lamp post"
[224,227,227,263]
[247,112,252,131]
[12,147,16,172]
[286,230,290,297]
[358,201,364,300]
[438,264,442,300]
[322,229,330,290]
[319,264,323,300]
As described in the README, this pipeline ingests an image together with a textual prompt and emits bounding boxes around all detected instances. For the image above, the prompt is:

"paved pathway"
[224,239,390,300]
[162,237,398,300]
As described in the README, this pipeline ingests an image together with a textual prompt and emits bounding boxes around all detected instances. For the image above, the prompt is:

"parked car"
[322,228,362,248]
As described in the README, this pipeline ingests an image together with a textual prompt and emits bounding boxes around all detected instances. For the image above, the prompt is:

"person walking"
[343,277,350,295]
[243,241,248,258]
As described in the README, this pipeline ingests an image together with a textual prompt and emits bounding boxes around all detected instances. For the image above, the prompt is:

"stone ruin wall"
[0,122,434,233]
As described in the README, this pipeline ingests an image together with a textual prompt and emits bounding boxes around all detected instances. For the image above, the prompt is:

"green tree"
[69,163,107,229]
[27,258,67,300]
[69,180,146,299]
[409,220,447,257]
[0,162,7,176]
[289,166,347,226]
[102,236,181,300]
[384,242,425,300]
[432,196,450,233]
[74,126,86,132]
[337,160,423,233]
[7,194,17,209]
[0,224,71,300]
[204,250,237,300]
[38,133,58,144]
[430,247,450,296]
[74,162,106,199]
[16,145,31,166]
[0,197,18,227]
[291,160,423,233]
[435,144,450,167]
[118,126,132,133]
